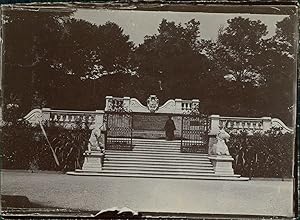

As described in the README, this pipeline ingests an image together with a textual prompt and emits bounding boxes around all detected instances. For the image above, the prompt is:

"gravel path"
[1,170,294,217]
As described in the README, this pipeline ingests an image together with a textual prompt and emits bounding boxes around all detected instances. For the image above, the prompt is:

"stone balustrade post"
[105,96,113,111]
[209,115,220,135]
[123,96,130,111]
[175,99,182,114]
[41,108,51,125]
[191,99,200,110]
[262,117,272,132]
[95,110,104,126]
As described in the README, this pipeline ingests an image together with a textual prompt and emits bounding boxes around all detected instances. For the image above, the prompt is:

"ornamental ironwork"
[181,112,209,153]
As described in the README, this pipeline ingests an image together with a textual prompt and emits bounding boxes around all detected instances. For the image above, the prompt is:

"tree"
[205,16,296,125]
[2,8,73,118]
[204,17,270,116]
[259,15,297,125]
[207,17,269,87]
[135,19,211,103]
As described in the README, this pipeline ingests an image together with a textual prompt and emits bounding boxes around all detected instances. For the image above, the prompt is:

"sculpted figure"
[87,123,106,153]
[211,127,230,156]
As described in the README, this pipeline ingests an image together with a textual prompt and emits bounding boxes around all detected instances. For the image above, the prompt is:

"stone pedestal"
[208,156,234,176]
[82,151,104,172]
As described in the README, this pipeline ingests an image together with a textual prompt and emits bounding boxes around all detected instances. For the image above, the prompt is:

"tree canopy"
[2,10,296,125]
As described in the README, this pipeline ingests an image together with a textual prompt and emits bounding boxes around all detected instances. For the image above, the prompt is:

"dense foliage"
[1,121,90,172]
[1,117,294,178]
[2,9,296,126]
[227,131,294,178]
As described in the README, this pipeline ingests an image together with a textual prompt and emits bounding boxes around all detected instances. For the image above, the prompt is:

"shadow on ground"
[1,195,291,219]
[1,195,142,219]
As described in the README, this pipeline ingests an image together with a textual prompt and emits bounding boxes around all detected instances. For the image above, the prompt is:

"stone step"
[104,162,213,168]
[132,148,181,153]
[106,152,209,159]
[132,138,181,143]
[104,159,212,166]
[133,144,181,148]
[111,150,183,155]
[103,166,214,172]
[132,147,181,152]
[132,147,181,151]
[133,141,181,144]
[100,169,215,175]
[69,171,246,180]
[105,158,212,165]
[106,152,208,158]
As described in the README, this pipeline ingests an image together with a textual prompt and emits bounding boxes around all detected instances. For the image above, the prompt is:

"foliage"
[227,131,294,178]
[134,19,211,102]
[1,121,90,172]
[2,9,296,126]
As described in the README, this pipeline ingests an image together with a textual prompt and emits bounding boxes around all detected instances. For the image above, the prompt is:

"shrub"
[1,121,90,172]
[227,130,294,178]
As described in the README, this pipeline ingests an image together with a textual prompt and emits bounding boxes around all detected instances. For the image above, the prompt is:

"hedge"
[227,131,294,178]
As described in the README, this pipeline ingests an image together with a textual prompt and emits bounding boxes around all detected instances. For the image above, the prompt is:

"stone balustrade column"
[41,108,51,125]
[209,115,220,135]
[175,99,182,114]
[105,96,113,111]
[123,97,130,111]
[262,117,272,132]
[95,110,104,125]
[191,99,200,111]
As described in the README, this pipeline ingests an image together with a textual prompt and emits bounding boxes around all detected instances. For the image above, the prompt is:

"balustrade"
[219,117,264,133]
[23,102,293,134]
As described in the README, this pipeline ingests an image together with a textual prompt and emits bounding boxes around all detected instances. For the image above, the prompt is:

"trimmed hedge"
[227,131,294,178]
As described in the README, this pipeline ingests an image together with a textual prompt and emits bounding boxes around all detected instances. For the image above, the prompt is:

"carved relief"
[147,95,159,113]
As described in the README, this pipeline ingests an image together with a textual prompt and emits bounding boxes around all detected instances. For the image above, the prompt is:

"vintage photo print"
[1,2,298,218]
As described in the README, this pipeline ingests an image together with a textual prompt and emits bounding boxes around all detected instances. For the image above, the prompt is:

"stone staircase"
[70,138,246,180]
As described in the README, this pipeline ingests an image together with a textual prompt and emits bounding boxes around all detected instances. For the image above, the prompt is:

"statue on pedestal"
[211,126,230,156]
[87,123,106,153]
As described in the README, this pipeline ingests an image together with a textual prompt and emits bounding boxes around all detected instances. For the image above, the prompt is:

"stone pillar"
[95,110,104,126]
[105,96,113,111]
[41,108,51,125]
[262,117,272,132]
[174,99,182,114]
[82,151,104,172]
[208,115,220,156]
[123,96,130,111]
[209,115,220,135]
[191,99,200,111]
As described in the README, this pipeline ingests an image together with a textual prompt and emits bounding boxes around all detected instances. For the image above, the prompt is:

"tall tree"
[260,15,297,125]
[2,8,73,117]
[135,19,211,102]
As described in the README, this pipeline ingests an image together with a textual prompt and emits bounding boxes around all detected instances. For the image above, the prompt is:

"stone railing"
[209,115,293,134]
[24,108,104,129]
[23,108,294,134]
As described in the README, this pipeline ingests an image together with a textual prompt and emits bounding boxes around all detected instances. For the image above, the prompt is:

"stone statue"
[211,126,230,156]
[87,123,106,153]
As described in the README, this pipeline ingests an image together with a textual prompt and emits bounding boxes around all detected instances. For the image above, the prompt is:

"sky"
[74,9,287,45]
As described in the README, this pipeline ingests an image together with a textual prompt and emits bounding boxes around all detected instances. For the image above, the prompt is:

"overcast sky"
[74,9,287,45]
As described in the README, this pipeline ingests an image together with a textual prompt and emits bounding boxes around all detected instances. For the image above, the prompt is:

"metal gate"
[181,113,209,153]
[105,111,133,150]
